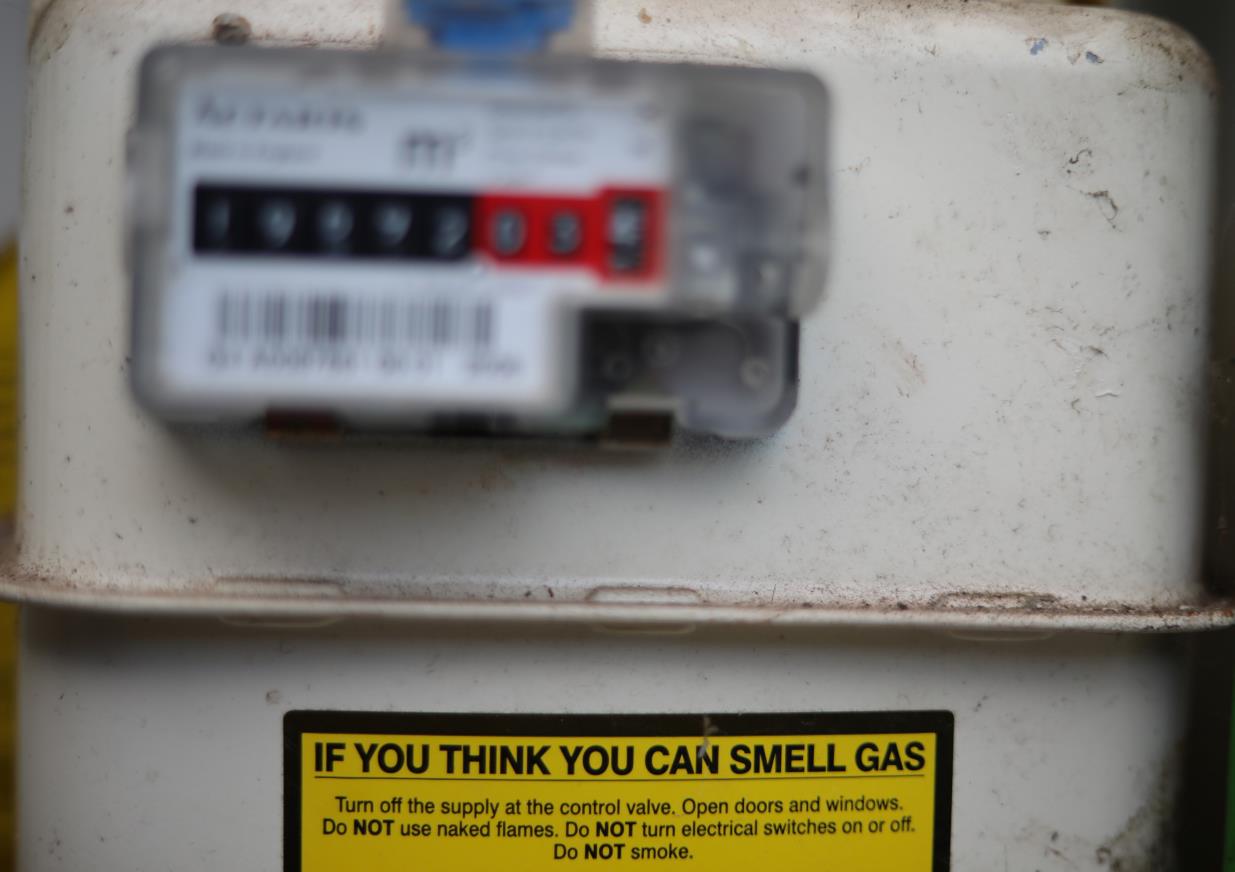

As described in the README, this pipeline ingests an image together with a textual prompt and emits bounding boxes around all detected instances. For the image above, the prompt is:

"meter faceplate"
[128,46,829,439]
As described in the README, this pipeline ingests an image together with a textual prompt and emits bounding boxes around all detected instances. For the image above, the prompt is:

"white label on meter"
[174,82,672,191]
[156,77,673,414]
[161,265,567,411]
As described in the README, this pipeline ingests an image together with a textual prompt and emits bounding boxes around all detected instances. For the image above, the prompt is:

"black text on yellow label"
[284,711,953,872]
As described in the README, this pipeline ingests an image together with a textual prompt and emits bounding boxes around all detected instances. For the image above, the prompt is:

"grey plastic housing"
[127,44,829,441]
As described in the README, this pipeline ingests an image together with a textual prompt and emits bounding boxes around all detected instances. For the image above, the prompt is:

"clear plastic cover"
[127,44,829,441]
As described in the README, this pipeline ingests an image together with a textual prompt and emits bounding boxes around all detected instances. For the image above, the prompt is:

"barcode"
[214,293,495,350]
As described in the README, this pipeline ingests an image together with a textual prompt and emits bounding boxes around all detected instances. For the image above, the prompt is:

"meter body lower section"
[17,611,1191,871]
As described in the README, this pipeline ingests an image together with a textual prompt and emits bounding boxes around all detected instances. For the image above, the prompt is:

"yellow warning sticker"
[285,712,952,872]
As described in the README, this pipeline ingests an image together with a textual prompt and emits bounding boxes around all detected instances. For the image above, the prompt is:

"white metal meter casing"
[14,0,1222,631]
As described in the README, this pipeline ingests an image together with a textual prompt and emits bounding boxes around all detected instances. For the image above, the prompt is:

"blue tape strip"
[405,0,576,53]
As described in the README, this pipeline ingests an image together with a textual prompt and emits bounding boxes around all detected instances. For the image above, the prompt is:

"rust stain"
[1092,756,1176,871]
[211,13,252,45]
[1084,189,1120,228]
[1129,16,1218,95]
[474,463,515,493]
[28,0,74,63]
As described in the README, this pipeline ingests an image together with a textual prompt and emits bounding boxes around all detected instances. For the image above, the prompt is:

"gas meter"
[16,0,1229,869]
